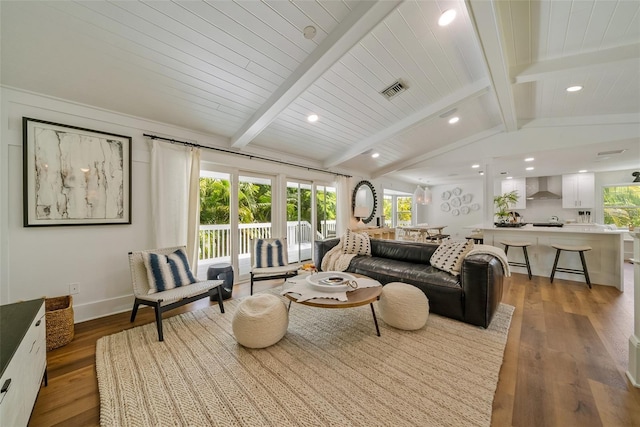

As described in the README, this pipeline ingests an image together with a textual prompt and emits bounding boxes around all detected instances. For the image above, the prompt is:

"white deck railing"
[199,220,336,261]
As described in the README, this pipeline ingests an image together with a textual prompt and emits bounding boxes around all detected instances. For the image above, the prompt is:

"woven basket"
[45,295,74,351]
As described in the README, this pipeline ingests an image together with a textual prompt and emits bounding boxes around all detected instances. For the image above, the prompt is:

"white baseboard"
[628,334,640,388]
[72,294,134,323]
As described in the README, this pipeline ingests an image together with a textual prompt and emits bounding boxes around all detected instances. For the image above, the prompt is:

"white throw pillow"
[430,240,474,276]
[142,248,197,294]
[343,229,372,256]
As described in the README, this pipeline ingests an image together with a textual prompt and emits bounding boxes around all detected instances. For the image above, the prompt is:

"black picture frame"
[23,117,132,227]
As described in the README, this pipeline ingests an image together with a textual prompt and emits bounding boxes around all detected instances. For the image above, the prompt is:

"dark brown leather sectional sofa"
[314,238,505,328]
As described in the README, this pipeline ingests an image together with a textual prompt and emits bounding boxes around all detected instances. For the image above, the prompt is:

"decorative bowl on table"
[306,272,357,292]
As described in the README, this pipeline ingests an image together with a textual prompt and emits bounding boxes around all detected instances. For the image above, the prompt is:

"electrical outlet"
[69,283,79,294]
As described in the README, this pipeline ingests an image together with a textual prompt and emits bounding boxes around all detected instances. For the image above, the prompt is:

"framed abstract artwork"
[23,117,132,226]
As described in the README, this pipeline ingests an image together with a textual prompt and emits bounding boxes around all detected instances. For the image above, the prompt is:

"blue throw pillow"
[142,248,197,294]
[253,238,288,268]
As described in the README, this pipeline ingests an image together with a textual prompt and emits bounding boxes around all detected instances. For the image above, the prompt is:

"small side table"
[207,263,234,300]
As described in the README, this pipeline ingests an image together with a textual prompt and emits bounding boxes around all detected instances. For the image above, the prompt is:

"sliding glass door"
[287,181,313,263]
[238,174,272,276]
[316,185,337,239]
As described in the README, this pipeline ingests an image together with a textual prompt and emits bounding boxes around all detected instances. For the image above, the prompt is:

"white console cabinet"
[562,173,595,208]
[0,299,47,427]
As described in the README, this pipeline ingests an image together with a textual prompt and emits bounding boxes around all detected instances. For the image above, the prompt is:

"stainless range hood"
[526,177,561,200]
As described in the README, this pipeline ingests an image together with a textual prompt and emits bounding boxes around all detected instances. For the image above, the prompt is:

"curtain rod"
[143,133,352,178]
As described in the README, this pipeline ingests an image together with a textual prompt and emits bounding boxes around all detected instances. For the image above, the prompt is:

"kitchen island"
[481,224,626,290]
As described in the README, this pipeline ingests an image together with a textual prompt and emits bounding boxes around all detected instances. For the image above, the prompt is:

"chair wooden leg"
[250,273,255,295]
[216,286,225,313]
[522,247,532,280]
[154,301,164,342]
[550,249,561,283]
[579,250,591,288]
[130,299,140,322]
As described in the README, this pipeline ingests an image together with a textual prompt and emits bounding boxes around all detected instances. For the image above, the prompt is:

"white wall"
[423,180,484,239]
[0,88,356,322]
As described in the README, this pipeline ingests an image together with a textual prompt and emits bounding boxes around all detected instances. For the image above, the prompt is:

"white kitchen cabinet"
[501,178,526,209]
[0,299,47,427]
[562,173,595,208]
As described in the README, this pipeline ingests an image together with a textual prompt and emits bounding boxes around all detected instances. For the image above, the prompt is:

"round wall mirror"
[352,180,377,224]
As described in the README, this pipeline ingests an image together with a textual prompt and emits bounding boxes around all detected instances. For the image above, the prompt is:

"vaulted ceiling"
[2,1,639,186]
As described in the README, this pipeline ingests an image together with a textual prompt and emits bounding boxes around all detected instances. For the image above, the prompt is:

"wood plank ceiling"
[1,0,639,185]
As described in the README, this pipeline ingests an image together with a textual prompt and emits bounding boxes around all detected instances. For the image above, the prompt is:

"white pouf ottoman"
[232,294,288,348]
[378,282,429,330]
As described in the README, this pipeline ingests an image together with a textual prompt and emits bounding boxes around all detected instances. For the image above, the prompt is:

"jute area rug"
[97,289,514,427]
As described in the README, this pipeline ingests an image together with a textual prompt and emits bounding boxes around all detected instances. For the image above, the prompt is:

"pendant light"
[413,185,425,205]
[423,186,432,205]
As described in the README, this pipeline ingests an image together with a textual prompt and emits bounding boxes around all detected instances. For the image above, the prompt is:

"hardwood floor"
[29,266,640,426]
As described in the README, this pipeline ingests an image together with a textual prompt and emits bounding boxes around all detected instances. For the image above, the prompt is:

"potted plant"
[493,191,520,225]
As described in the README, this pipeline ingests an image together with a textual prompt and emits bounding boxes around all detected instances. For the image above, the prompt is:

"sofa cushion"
[343,229,371,256]
[430,240,473,275]
[142,248,197,294]
[370,239,437,264]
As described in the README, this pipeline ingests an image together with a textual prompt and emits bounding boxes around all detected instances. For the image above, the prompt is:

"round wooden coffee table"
[283,282,383,336]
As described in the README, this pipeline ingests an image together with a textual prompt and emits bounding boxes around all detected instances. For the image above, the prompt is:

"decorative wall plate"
[451,209,460,216]
[441,202,450,212]
[452,187,462,196]
[460,206,470,215]
[462,194,473,203]
[441,191,451,200]
[450,197,461,207]
[471,203,480,211]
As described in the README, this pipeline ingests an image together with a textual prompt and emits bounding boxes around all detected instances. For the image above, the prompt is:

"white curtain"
[335,176,352,236]
[150,140,201,269]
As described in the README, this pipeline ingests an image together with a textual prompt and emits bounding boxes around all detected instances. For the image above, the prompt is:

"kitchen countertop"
[481,224,625,290]
[481,224,626,234]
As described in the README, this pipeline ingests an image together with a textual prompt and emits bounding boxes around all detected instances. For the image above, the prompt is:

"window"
[603,184,640,229]
[382,190,413,227]
[397,196,413,226]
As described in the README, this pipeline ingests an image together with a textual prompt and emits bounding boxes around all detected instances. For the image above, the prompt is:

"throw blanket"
[321,238,358,272]
[466,244,511,277]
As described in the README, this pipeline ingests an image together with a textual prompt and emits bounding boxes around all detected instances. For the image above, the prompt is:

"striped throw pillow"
[429,240,474,276]
[343,229,371,256]
[143,248,197,294]
[253,238,288,268]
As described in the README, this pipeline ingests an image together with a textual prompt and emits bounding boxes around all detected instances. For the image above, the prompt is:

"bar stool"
[465,233,484,244]
[499,240,532,280]
[550,244,592,288]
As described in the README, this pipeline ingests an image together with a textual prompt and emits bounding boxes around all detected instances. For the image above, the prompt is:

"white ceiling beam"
[512,43,640,84]
[372,125,504,178]
[466,0,518,132]
[323,79,491,168]
[230,0,402,148]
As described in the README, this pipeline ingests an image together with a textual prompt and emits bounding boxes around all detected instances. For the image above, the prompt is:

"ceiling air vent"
[597,149,626,157]
[380,80,406,100]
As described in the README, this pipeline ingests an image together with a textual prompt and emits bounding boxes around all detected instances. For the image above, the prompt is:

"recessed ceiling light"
[448,116,459,124]
[479,171,484,175]
[579,169,587,173]
[472,164,480,169]
[506,176,513,180]
[303,26,316,40]
[524,157,534,162]
[438,9,456,26]
[371,152,380,158]
[566,85,583,92]
[307,114,318,122]
[526,167,534,171]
